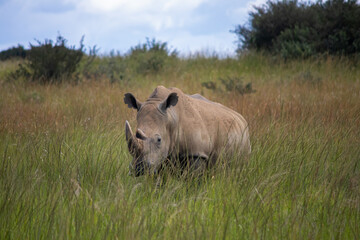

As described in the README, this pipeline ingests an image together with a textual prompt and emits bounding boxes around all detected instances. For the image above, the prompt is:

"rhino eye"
[156,136,162,144]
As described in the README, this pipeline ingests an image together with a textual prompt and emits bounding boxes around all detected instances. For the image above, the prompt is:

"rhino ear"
[124,93,142,111]
[159,92,178,113]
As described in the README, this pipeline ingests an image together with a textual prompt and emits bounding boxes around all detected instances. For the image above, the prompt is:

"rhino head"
[124,92,178,176]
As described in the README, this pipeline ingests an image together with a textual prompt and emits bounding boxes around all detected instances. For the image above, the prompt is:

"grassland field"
[0,54,359,239]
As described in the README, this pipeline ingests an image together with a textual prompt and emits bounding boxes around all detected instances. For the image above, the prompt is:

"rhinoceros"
[124,86,251,177]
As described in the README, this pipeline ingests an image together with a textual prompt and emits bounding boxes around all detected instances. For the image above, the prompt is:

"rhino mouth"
[129,161,144,177]
[129,161,162,177]
[134,166,145,177]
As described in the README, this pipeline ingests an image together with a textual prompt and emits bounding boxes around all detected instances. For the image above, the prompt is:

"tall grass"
[0,54,359,239]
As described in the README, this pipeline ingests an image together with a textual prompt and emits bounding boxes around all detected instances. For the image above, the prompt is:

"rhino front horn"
[125,120,142,153]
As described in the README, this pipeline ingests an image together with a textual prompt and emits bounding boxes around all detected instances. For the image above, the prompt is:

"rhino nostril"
[144,162,152,170]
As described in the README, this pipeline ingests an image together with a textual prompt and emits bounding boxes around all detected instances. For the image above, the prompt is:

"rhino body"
[124,86,251,176]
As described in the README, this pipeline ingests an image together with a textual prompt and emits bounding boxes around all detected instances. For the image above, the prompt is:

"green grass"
[0,54,359,239]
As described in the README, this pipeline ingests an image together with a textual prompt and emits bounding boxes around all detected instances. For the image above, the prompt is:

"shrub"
[202,76,256,95]
[80,48,129,83]
[17,35,84,83]
[127,38,178,74]
[219,76,256,95]
[0,45,27,61]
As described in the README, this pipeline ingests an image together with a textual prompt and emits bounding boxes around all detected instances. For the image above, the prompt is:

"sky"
[0,0,267,56]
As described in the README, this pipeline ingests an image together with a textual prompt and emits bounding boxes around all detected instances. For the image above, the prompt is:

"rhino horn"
[125,120,142,153]
[135,128,147,140]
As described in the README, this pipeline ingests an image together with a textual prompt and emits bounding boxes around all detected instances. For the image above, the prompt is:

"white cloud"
[76,0,152,13]
[72,0,206,14]
[64,0,207,31]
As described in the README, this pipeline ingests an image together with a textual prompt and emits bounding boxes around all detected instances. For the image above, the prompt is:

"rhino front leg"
[180,154,208,179]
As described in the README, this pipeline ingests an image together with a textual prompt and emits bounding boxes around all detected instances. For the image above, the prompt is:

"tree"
[232,0,360,58]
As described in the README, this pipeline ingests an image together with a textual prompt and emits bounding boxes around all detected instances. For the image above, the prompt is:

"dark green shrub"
[219,76,256,95]
[17,35,84,83]
[0,45,27,61]
[232,0,360,58]
[201,81,217,90]
[274,26,317,59]
[202,77,256,95]
[127,38,178,74]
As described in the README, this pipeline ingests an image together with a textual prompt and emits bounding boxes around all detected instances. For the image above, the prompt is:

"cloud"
[0,0,244,54]
[63,0,208,31]
[73,0,206,14]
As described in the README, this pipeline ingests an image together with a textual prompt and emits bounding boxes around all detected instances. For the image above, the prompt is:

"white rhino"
[124,86,251,176]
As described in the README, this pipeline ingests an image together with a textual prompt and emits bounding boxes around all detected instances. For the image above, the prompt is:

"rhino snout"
[129,161,160,177]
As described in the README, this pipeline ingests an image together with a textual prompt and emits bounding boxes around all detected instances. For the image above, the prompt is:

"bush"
[79,39,177,82]
[83,54,128,83]
[16,35,84,83]
[0,45,27,61]
[79,47,130,83]
[232,0,360,58]
[202,76,256,95]
[127,38,178,74]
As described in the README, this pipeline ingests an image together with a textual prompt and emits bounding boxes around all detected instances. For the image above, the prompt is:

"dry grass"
[1,59,359,140]
[0,55,359,239]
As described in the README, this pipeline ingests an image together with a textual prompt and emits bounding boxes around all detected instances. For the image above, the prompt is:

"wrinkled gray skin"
[124,86,251,177]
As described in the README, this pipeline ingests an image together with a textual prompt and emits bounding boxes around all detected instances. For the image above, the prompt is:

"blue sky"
[0,0,267,56]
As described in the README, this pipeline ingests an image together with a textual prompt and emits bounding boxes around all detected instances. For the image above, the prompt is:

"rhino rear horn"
[125,120,142,153]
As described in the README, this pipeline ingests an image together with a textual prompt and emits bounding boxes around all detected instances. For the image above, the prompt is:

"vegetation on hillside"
[81,38,178,83]
[2,36,179,84]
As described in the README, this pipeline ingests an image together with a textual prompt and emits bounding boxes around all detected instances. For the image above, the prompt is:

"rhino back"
[168,88,250,159]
